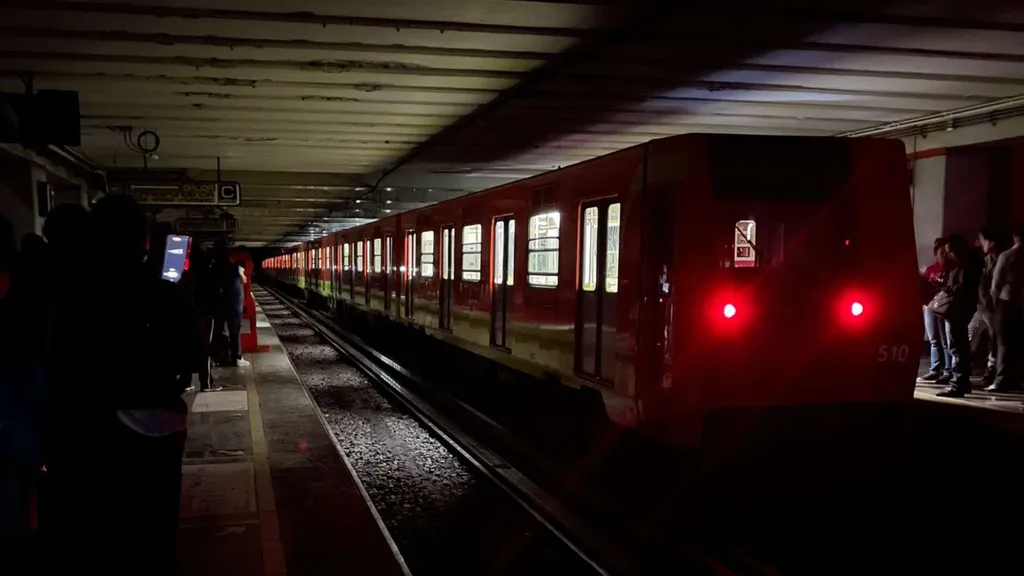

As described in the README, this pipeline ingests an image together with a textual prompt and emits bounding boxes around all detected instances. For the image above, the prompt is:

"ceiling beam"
[5,1,594,37]
[0,50,526,82]
[0,27,556,61]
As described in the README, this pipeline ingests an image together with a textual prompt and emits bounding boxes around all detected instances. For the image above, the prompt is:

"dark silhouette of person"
[42,204,88,263]
[0,220,41,572]
[45,196,196,575]
[190,247,222,390]
[936,234,983,398]
[210,240,247,366]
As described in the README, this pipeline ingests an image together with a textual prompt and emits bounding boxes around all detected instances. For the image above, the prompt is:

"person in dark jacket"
[213,243,248,368]
[46,196,196,575]
[936,234,983,398]
[191,246,222,391]
[970,227,1001,389]
[991,223,1024,394]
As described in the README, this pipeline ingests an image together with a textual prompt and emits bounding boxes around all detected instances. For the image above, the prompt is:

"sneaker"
[183,384,196,393]
[936,373,953,385]
[936,385,970,398]
[201,384,224,392]
[917,372,942,383]
[984,382,1016,393]
[235,358,251,367]
[982,370,997,387]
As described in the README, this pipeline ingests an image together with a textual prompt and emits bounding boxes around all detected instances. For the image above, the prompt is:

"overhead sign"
[118,181,241,206]
[175,217,238,233]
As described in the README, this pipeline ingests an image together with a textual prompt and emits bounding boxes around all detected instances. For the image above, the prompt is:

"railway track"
[257,284,786,576]
[257,285,636,575]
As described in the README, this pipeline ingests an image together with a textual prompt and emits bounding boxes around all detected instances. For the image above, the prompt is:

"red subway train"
[263,134,921,446]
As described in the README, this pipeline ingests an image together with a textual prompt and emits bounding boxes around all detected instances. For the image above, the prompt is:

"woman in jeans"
[920,238,952,383]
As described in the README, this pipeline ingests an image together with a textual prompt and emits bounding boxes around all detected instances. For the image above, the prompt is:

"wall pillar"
[911,154,946,270]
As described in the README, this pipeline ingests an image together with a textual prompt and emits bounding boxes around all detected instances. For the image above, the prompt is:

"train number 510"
[877,344,910,363]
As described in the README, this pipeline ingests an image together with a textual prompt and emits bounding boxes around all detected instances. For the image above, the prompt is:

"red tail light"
[850,301,864,317]
[723,304,737,319]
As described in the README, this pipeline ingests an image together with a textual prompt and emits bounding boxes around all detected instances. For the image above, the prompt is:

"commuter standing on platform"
[46,196,196,576]
[0,217,35,573]
[990,223,1024,393]
[919,238,952,384]
[936,234,983,398]
[192,247,222,391]
[219,245,249,368]
[971,227,1001,389]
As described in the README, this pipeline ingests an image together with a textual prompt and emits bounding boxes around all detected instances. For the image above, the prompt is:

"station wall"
[908,134,1024,270]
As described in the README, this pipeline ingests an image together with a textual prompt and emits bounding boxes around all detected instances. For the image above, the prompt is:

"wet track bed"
[257,291,599,576]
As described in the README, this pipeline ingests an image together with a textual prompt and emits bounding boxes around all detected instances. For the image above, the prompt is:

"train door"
[404,231,417,319]
[363,240,371,307]
[347,243,355,301]
[384,236,392,315]
[575,200,621,382]
[490,216,515,350]
[313,248,321,293]
[335,245,342,300]
[439,226,455,331]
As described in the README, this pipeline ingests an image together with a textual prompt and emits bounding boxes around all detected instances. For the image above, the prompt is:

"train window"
[462,224,482,282]
[343,243,350,270]
[373,238,382,273]
[356,241,364,272]
[420,231,435,278]
[528,211,560,287]
[606,203,621,293]
[734,220,757,268]
[582,207,598,292]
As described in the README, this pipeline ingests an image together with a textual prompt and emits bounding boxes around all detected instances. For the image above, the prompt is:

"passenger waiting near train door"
[935,234,983,398]
[919,238,953,384]
[970,227,1001,389]
[990,223,1024,393]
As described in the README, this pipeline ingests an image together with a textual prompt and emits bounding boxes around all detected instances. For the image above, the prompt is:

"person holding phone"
[46,200,197,574]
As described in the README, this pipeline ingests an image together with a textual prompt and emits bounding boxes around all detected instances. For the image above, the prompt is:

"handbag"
[927,290,953,317]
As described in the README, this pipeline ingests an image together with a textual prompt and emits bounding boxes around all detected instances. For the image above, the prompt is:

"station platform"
[913,356,1024,439]
[177,306,409,576]
[914,353,1024,413]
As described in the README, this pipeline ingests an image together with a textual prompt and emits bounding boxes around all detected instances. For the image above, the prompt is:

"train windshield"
[708,136,856,274]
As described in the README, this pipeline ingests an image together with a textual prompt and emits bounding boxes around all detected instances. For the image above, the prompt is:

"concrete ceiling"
[2,0,1023,246]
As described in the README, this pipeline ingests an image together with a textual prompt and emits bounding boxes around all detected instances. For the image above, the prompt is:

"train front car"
[639,135,920,453]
